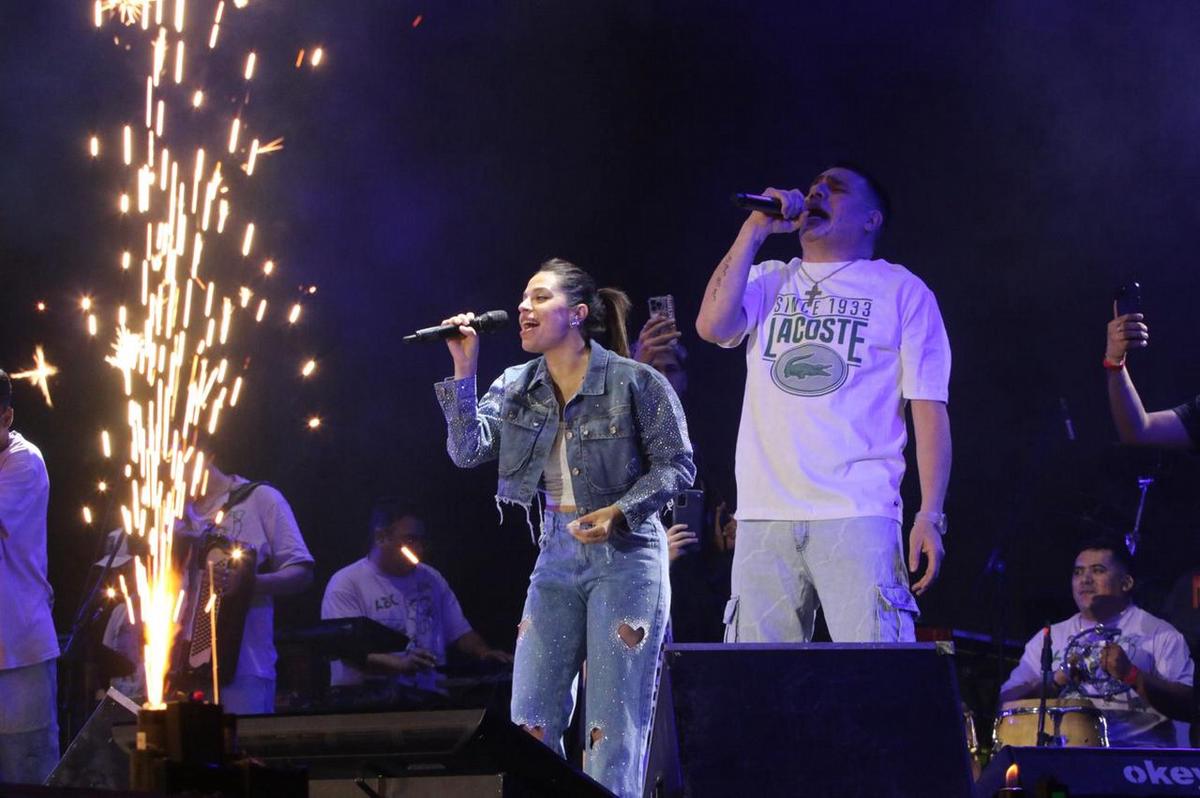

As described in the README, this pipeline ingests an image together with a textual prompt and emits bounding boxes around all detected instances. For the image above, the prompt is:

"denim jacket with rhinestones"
[434,339,695,535]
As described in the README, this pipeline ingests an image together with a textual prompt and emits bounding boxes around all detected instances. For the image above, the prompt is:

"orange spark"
[11,346,59,408]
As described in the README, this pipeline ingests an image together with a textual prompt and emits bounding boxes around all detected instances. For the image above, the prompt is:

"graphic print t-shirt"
[321,558,473,691]
[184,478,314,680]
[725,258,950,521]
[1000,605,1194,747]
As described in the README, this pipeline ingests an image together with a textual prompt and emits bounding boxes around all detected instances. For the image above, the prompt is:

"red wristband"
[1121,664,1140,685]
[1103,357,1126,371]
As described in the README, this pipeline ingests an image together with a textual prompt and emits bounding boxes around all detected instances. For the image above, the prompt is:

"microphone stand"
[1036,626,1055,747]
[1124,475,1154,556]
[58,529,127,740]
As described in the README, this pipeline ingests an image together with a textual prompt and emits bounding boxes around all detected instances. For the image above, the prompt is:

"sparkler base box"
[128,700,306,796]
[644,643,976,798]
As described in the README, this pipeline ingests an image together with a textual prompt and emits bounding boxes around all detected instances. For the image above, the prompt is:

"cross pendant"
[804,283,823,303]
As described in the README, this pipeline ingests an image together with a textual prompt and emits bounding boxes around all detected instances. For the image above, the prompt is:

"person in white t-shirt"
[999,538,1193,747]
[0,369,60,784]
[181,463,314,713]
[321,498,512,693]
[696,163,952,643]
[101,463,314,716]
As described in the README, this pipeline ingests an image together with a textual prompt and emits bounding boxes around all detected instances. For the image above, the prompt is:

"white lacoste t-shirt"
[725,258,950,521]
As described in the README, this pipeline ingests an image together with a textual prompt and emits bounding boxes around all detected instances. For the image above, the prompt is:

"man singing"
[696,163,951,642]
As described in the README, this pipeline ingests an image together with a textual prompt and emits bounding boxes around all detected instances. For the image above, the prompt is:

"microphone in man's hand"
[403,310,509,343]
[731,192,797,220]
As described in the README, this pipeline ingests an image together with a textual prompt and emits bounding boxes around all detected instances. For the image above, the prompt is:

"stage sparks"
[98,0,152,27]
[11,346,60,408]
[89,0,325,710]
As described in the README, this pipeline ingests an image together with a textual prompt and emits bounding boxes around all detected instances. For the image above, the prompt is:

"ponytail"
[597,287,631,358]
[537,258,632,357]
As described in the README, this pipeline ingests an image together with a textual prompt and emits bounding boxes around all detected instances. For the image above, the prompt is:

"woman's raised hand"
[443,312,481,379]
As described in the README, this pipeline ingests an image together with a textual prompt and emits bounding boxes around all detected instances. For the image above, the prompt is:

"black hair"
[828,160,892,230]
[367,497,423,546]
[1075,535,1136,576]
[0,369,10,410]
[537,258,632,357]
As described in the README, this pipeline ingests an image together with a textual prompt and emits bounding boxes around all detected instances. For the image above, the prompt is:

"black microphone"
[403,310,509,343]
[731,192,794,220]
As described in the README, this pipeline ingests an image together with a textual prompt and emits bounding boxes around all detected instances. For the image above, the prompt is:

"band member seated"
[103,461,314,714]
[999,536,1193,747]
[321,498,512,693]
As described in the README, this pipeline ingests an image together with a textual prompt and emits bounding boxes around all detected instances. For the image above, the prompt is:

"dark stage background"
[3,1,1200,667]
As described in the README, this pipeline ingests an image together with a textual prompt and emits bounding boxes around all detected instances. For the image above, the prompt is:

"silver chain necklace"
[799,259,859,302]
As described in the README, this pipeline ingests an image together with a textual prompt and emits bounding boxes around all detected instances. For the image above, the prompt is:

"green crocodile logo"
[770,343,848,397]
[782,354,832,379]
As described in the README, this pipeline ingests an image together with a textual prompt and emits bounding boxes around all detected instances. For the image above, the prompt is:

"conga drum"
[992,698,1108,749]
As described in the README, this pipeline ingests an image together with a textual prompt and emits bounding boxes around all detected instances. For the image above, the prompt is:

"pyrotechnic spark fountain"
[11,346,60,408]
[90,0,324,710]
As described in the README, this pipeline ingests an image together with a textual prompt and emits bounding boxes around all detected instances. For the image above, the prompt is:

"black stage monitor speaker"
[112,705,613,798]
[649,643,975,798]
[979,746,1200,797]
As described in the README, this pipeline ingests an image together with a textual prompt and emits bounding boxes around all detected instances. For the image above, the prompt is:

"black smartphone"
[1115,282,1141,316]
[671,489,705,538]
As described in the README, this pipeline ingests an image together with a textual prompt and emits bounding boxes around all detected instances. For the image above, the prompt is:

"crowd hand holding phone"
[1106,297,1148,368]
[666,524,699,562]
[567,505,626,544]
[442,312,481,379]
[633,314,682,364]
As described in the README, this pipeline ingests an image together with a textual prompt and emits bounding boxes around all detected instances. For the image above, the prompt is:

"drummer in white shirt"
[1000,536,1193,747]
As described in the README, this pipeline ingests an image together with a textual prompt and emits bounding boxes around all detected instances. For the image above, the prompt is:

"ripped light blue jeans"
[511,509,669,798]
